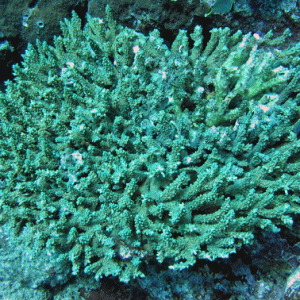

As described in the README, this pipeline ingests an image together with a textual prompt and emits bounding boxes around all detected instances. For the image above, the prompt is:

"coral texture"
[1,7,300,282]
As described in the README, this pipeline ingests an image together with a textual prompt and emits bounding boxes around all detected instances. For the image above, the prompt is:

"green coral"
[1,6,300,282]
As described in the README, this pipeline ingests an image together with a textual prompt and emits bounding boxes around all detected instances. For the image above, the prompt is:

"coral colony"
[1,6,300,283]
